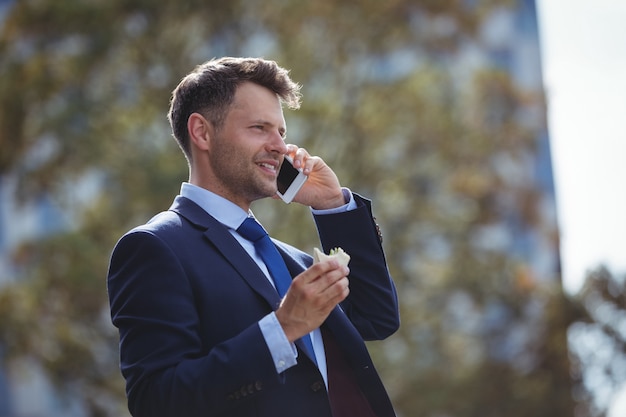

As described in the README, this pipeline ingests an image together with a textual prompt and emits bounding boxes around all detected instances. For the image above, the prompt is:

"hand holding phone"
[276,155,308,203]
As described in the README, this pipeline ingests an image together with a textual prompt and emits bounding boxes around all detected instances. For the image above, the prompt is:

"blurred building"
[484,0,559,283]
[460,0,561,368]
[459,0,559,284]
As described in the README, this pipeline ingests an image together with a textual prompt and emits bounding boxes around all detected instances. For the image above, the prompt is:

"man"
[107,57,399,417]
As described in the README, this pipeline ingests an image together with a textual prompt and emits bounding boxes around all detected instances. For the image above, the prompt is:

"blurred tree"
[0,0,585,416]
[567,266,626,417]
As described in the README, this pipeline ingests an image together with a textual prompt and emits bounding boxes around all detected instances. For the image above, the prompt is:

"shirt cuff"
[311,188,357,215]
[259,313,298,374]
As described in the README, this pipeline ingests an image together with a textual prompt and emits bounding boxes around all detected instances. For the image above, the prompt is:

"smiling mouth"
[258,162,277,173]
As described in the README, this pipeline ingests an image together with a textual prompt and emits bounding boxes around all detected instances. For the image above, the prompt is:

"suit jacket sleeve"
[313,193,400,340]
[108,229,279,417]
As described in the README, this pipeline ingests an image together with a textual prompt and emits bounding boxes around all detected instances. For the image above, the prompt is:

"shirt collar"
[179,182,250,230]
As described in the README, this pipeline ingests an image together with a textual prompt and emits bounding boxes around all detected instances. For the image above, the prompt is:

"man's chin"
[249,185,278,201]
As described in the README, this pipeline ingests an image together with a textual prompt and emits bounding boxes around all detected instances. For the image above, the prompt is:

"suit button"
[255,381,263,391]
[373,216,383,243]
[310,380,324,392]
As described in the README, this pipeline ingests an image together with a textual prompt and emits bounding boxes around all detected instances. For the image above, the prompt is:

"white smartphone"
[276,155,308,203]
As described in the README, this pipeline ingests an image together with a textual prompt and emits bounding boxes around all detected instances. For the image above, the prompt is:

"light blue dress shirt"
[179,183,356,388]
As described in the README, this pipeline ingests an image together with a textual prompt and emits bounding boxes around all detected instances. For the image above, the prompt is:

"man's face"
[207,82,288,208]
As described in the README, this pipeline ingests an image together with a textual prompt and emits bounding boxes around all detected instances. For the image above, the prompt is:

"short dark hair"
[167,57,302,161]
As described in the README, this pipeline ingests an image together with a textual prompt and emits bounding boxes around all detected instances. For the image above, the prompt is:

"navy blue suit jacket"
[107,193,399,417]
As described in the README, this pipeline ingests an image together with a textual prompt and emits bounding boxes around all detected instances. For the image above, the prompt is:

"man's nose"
[268,131,288,154]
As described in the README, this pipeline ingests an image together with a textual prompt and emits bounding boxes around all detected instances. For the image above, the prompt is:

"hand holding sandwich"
[275,248,351,343]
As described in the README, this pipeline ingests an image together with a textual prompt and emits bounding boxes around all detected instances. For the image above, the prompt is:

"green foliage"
[0,229,126,416]
[0,0,596,416]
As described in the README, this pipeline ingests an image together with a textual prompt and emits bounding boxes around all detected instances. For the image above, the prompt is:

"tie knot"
[237,217,268,243]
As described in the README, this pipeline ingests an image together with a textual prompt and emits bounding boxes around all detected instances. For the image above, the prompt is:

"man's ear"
[187,113,212,151]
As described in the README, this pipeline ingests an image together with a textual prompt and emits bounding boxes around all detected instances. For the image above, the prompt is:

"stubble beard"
[209,143,277,205]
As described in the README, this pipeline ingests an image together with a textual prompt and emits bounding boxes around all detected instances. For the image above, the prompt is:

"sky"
[536,0,626,294]
[536,0,626,415]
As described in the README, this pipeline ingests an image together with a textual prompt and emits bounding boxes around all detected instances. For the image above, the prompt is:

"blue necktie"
[237,217,317,365]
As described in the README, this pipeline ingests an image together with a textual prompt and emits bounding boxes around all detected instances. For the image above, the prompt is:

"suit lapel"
[169,196,320,362]
[169,196,282,309]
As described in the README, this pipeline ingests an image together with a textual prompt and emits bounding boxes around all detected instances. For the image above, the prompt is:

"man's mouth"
[258,162,278,173]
